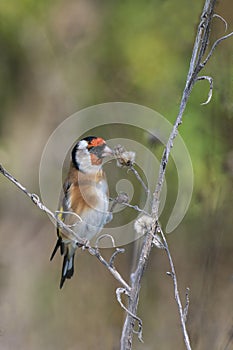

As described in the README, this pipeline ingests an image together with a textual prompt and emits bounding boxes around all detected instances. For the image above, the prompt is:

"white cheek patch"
[78,140,88,149]
[75,140,102,173]
[76,150,91,171]
[76,150,101,174]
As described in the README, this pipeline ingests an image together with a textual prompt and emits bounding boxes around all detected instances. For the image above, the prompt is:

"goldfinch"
[50,136,113,288]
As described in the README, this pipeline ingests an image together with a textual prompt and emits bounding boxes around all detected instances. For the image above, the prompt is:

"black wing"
[50,179,71,261]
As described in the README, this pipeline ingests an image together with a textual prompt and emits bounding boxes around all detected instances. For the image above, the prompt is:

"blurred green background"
[0,1,232,349]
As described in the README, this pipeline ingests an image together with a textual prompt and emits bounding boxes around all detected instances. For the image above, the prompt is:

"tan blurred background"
[0,1,233,349]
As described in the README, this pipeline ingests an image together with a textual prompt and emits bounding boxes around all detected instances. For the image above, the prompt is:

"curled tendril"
[196,75,213,105]
[55,210,82,228]
[213,14,228,33]
[109,248,125,268]
[116,287,143,343]
[95,233,116,249]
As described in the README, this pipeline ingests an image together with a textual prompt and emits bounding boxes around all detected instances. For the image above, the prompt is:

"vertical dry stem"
[121,1,233,349]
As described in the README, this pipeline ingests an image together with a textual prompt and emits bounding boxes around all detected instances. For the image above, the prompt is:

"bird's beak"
[102,145,113,157]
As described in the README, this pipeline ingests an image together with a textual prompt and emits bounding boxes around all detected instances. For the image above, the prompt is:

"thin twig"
[129,165,150,197]
[120,202,149,215]
[109,195,149,215]
[159,225,191,349]
[183,288,190,323]
[0,164,84,244]
[109,193,130,212]
[201,31,233,68]
[88,246,131,292]
[109,192,149,215]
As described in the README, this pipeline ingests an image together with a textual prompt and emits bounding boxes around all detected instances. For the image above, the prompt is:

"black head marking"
[71,143,79,170]
[82,136,97,143]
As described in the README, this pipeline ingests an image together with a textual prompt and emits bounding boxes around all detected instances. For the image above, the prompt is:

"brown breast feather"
[67,164,107,216]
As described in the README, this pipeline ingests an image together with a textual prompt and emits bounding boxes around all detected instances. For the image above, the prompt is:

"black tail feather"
[60,253,75,289]
[50,237,65,261]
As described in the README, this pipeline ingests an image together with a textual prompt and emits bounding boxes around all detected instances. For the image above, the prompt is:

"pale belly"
[76,191,109,240]
[61,177,111,242]
[72,181,110,241]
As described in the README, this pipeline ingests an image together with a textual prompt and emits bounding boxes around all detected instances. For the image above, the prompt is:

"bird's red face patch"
[89,137,105,148]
